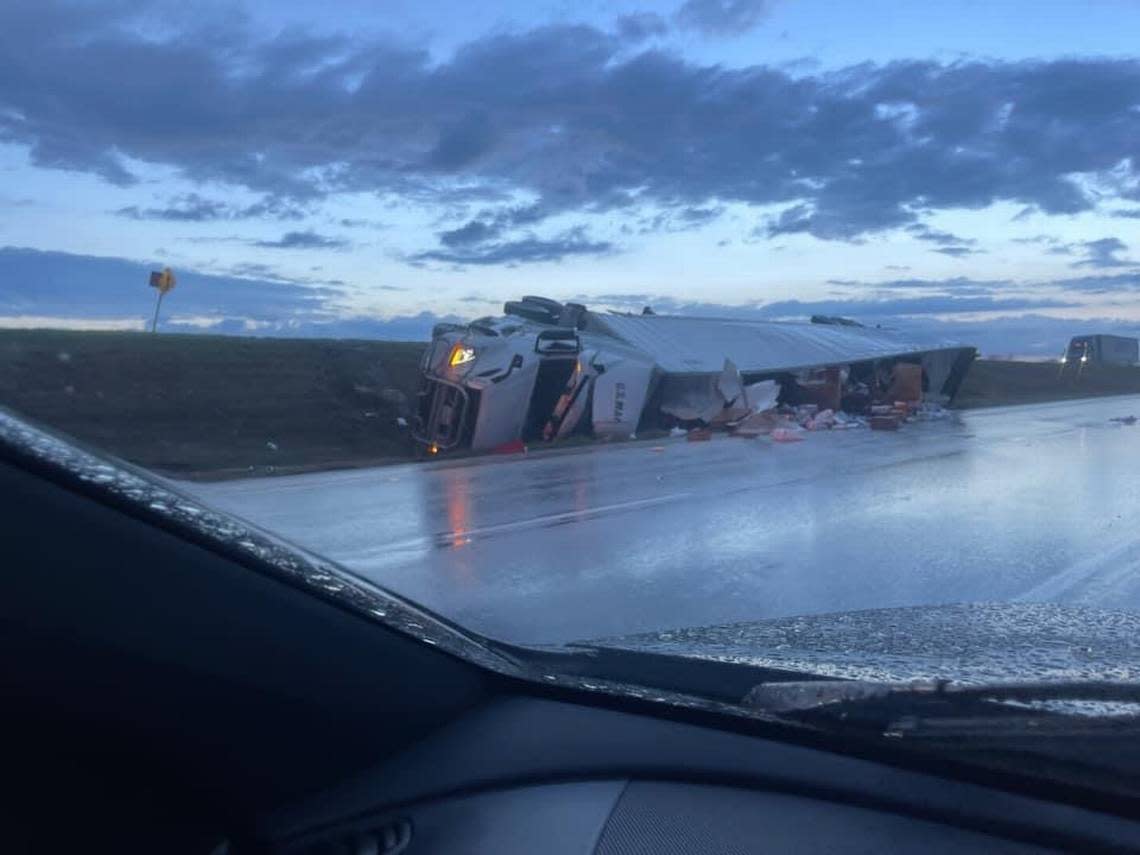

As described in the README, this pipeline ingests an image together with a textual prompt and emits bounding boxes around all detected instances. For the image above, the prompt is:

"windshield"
[5,0,1140,789]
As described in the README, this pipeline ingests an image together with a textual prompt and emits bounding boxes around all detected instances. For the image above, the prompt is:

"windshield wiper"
[743,679,1140,736]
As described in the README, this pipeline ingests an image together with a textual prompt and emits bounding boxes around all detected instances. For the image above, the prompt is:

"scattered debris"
[266,440,279,451]
[1110,415,1138,425]
[395,416,408,428]
[687,427,713,442]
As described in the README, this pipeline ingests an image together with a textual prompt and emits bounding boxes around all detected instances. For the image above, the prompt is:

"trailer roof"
[587,313,972,374]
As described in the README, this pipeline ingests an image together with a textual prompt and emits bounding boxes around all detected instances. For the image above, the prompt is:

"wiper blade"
[743,678,1140,715]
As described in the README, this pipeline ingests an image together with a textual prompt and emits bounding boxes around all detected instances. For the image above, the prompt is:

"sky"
[2,0,1140,354]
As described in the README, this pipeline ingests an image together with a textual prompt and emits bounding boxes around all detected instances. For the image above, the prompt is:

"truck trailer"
[1062,334,1139,367]
[413,296,977,453]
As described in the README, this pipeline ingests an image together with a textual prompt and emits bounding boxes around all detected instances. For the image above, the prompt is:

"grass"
[4,330,1140,478]
[0,329,426,477]
[954,359,1140,410]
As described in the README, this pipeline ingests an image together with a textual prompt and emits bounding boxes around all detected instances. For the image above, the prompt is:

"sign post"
[148,267,176,332]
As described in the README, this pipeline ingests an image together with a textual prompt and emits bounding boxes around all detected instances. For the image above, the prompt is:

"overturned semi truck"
[413,296,977,453]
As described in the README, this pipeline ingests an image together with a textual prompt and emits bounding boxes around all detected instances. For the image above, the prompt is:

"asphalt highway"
[183,395,1140,646]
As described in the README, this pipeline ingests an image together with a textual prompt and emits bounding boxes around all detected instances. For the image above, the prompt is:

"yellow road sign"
[148,267,176,294]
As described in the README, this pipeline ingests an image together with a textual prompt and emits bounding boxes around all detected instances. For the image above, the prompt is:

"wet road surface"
[182,396,1140,646]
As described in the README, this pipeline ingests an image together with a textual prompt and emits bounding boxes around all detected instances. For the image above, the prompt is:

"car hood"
[586,602,1140,684]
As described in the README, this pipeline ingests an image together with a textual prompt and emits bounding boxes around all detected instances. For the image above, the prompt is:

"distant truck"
[1063,335,1139,367]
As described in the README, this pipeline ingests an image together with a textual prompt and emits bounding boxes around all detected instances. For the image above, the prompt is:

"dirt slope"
[0,330,425,476]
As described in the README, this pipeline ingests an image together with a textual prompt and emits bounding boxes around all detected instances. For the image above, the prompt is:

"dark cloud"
[905,224,974,247]
[675,0,772,35]
[933,246,983,258]
[1072,237,1134,269]
[4,3,1140,255]
[1112,209,1140,219]
[253,230,349,250]
[336,217,386,229]
[904,223,982,257]
[115,193,306,222]
[636,204,724,234]
[1053,271,1140,293]
[435,203,548,250]
[439,220,501,248]
[116,194,229,222]
[411,228,613,266]
[0,245,342,321]
[615,12,669,42]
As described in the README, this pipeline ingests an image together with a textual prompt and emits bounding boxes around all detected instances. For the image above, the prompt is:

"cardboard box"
[887,363,923,403]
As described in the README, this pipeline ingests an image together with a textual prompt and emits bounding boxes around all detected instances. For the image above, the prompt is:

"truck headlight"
[448,344,476,367]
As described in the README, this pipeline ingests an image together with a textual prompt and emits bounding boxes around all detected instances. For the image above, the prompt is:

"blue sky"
[2,0,1140,354]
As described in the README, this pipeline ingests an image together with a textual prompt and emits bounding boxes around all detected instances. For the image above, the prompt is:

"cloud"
[903,223,982,258]
[675,0,772,35]
[439,219,501,248]
[433,202,548,251]
[933,246,983,258]
[253,230,349,250]
[635,205,725,234]
[1054,271,1140,293]
[1072,237,1134,269]
[615,12,669,42]
[411,228,613,266]
[905,224,974,247]
[1112,209,1140,219]
[4,3,1140,253]
[114,193,306,222]
[0,245,342,321]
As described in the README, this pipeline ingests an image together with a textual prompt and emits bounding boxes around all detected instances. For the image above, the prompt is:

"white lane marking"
[1015,536,1140,604]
